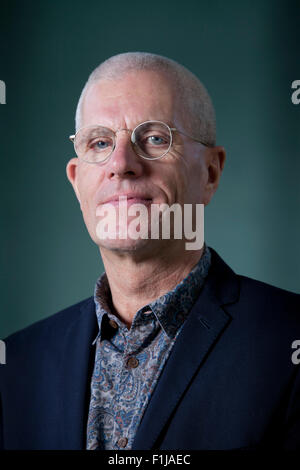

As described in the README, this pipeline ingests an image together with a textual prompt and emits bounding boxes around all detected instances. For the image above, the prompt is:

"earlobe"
[66,158,81,205]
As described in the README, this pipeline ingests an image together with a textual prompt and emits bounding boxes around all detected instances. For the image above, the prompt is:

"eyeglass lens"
[74,121,172,162]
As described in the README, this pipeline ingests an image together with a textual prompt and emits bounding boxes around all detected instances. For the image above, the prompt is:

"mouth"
[99,194,153,207]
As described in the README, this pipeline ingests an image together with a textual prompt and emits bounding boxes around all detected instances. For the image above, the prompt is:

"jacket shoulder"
[227,274,300,338]
[208,247,300,326]
[3,296,94,348]
[238,274,300,308]
[210,246,299,303]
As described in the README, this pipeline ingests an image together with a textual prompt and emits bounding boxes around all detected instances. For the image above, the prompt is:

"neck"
[99,241,204,328]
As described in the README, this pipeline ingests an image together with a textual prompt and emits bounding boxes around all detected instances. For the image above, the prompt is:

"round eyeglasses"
[69,120,211,163]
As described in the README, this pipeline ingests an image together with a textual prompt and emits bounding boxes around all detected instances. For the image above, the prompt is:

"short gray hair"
[75,52,216,146]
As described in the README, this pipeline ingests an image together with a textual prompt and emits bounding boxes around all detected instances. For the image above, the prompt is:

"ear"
[66,158,82,207]
[204,146,226,205]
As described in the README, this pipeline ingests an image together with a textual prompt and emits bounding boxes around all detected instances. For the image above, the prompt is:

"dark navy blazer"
[1,248,300,450]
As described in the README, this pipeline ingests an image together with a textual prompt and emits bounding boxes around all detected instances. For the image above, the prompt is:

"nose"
[104,129,144,180]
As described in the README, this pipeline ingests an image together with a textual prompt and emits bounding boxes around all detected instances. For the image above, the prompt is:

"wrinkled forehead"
[80,70,182,129]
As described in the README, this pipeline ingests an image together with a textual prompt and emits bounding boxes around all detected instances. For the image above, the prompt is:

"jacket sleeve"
[283,366,300,449]
[0,391,3,450]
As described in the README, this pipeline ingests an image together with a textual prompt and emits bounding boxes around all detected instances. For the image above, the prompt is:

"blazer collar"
[132,248,240,450]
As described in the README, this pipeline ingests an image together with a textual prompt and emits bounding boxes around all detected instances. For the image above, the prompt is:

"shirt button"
[117,437,128,448]
[126,356,139,369]
[109,319,118,329]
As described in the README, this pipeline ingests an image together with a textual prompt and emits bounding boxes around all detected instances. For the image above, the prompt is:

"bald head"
[75,52,216,146]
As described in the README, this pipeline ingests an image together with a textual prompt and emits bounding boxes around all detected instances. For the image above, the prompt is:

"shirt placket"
[111,315,155,450]
[110,321,136,449]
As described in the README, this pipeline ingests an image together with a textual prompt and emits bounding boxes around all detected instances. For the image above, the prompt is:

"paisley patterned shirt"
[86,245,211,450]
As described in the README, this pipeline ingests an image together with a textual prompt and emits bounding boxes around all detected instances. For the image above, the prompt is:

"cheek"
[188,160,207,203]
[169,159,192,202]
[154,151,190,202]
[170,154,206,204]
[77,166,100,214]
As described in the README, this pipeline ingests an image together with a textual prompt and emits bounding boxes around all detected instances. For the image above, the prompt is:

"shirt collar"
[93,244,211,341]
[148,244,211,338]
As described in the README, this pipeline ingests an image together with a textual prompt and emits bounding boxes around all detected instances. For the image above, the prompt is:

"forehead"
[80,70,180,129]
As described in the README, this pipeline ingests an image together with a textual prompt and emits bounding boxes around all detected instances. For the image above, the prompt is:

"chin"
[95,215,152,251]
[98,236,151,253]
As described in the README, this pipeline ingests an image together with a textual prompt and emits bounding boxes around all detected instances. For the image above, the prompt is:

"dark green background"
[1,0,299,338]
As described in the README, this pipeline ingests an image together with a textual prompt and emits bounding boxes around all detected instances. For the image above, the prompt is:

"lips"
[99,193,153,206]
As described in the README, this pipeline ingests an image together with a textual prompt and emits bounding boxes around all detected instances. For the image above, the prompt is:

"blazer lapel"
[59,297,98,449]
[132,249,240,450]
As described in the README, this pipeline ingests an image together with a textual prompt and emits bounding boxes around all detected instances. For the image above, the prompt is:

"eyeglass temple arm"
[69,135,75,143]
[170,128,212,147]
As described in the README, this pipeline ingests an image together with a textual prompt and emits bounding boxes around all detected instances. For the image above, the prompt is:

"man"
[0,52,300,450]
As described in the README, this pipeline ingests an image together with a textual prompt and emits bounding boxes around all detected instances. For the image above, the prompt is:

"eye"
[141,134,169,147]
[146,135,166,145]
[95,140,109,149]
[89,138,112,152]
